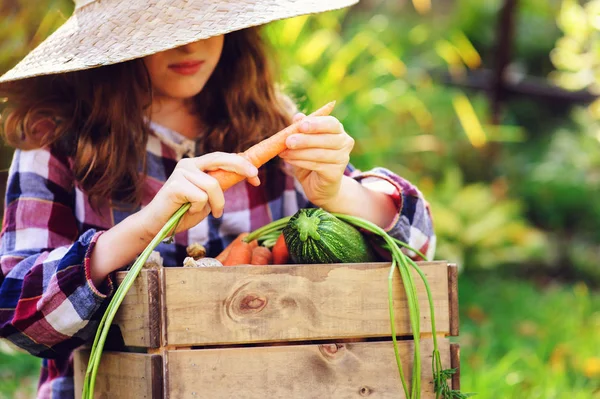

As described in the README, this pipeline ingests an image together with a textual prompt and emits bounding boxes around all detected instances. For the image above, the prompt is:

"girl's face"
[144,35,224,100]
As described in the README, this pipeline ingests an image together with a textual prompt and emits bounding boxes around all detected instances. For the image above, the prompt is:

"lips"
[168,60,205,76]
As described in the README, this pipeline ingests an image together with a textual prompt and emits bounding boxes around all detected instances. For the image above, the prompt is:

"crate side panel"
[451,343,461,390]
[167,339,450,398]
[114,269,161,348]
[74,350,162,399]
[448,264,460,336]
[164,262,450,346]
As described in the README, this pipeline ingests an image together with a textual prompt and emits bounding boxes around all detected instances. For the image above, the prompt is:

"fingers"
[173,153,262,218]
[298,116,345,135]
[168,174,210,217]
[191,152,259,179]
[181,169,225,217]
[279,148,350,165]
[283,159,341,181]
[292,112,306,123]
[285,116,353,151]
[284,133,354,151]
[247,175,261,186]
[196,152,261,187]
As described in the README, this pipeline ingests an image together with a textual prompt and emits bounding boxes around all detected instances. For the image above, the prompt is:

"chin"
[167,85,205,99]
[180,89,204,98]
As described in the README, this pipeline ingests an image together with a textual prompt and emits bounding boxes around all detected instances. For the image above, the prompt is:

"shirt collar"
[148,120,197,159]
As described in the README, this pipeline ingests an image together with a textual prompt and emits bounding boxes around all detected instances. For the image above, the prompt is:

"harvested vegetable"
[216,232,247,263]
[271,233,289,265]
[282,208,378,264]
[186,243,206,259]
[250,246,273,265]
[207,101,336,190]
[183,256,223,268]
[222,236,255,266]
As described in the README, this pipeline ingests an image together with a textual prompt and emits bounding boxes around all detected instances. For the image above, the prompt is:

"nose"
[178,40,204,54]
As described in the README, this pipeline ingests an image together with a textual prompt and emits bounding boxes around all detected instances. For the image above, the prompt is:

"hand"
[278,113,355,207]
[139,152,260,236]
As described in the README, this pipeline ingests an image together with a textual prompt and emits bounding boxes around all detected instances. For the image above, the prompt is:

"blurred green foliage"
[422,167,549,271]
[455,0,563,76]
[500,0,600,281]
[0,0,72,72]
[551,0,600,95]
[506,108,600,281]
[459,273,600,399]
[0,342,39,398]
[0,0,72,171]
[515,111,600,235]
[265,4,552,273]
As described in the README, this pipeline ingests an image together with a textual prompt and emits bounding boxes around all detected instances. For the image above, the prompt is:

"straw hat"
[0,0,358,83]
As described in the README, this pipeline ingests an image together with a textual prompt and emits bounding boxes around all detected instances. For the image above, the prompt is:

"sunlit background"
[1,0,599,398]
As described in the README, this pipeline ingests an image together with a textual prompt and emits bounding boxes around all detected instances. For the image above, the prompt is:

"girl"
[0,0,435,397]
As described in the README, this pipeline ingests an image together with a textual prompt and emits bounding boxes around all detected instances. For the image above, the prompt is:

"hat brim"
[0,0,358,83]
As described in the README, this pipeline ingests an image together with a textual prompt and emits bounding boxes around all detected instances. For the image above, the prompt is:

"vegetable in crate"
[282,208,378,264]
[271,233,290,264]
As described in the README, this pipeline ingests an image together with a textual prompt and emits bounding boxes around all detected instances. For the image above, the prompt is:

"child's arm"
[318,173,398,228]
[0,148,260,357]
[88,152,260,284]
[0,148,113,357]
[338,165,435,261]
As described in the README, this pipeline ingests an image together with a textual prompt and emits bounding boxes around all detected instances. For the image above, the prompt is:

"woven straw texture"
[0,0,358,83]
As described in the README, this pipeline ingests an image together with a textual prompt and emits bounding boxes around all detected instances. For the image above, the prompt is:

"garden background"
[1,0,599,398]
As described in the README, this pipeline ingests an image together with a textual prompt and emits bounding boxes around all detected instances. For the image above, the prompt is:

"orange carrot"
[271,233,289,265]
[250,246,273,266]
[222,235,253,266]
[216,233,248,263]
[208,101,336,190]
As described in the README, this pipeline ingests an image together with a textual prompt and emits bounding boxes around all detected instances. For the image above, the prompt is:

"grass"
[458,272,600,399]
[0,341,39,399]
[0,272,598,398]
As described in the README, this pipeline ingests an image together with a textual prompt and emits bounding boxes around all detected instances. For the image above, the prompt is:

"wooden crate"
[74,261,460,398]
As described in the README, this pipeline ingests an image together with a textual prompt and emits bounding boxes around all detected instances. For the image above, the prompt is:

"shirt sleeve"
[0,147,113,359]
[344,164,436,261]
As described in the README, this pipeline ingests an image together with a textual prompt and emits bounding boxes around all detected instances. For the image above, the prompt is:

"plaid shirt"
[0,122,435,398]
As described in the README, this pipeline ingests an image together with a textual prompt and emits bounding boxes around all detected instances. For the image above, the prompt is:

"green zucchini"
[282,208,378,264]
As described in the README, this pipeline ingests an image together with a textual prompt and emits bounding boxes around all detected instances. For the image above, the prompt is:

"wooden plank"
[166,338,450,398]
[447,263,459,336]
[73,350,162,399]
[113,269,161,348]
[450,343,461,391]
[162,261,450,346]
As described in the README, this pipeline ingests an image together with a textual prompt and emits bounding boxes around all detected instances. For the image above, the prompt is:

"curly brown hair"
[1,27,293,206]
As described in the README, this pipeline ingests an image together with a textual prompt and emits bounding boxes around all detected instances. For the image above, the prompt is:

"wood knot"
[318,343,345,358]
[359,386,373,396]
[279,296,297,309]
[239,294,267,313]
